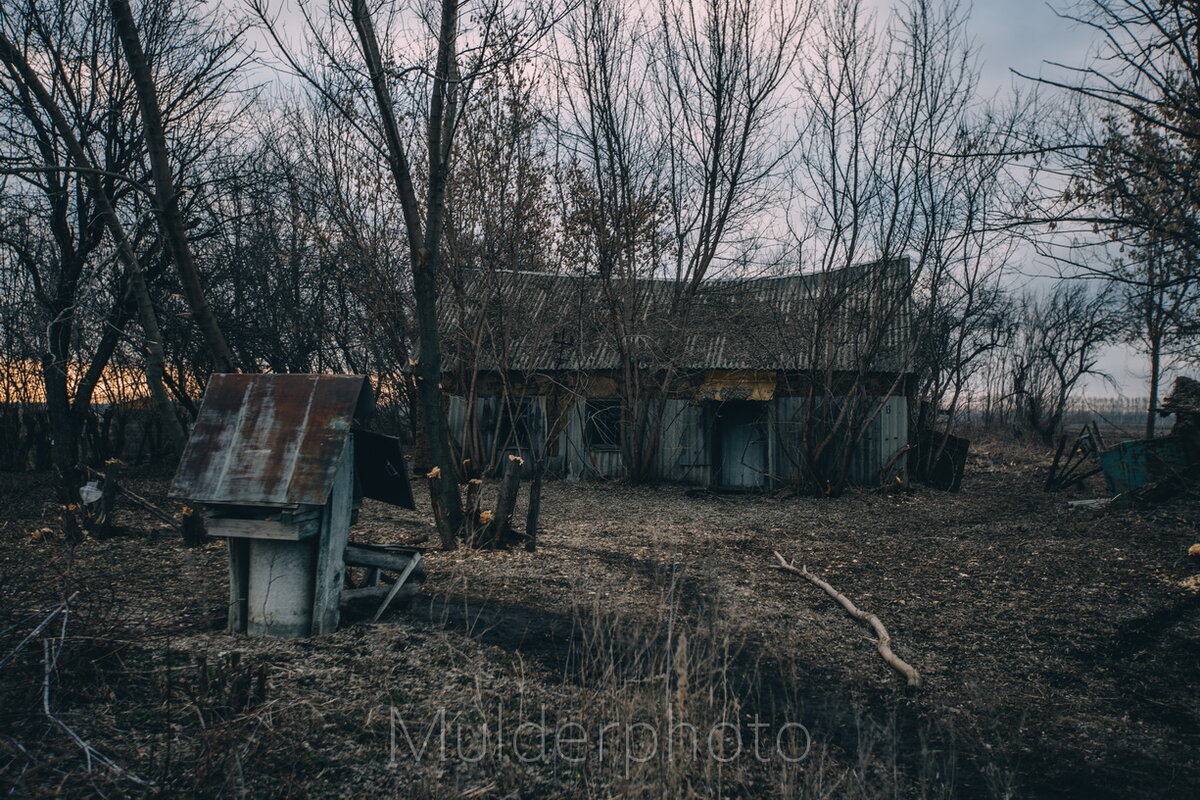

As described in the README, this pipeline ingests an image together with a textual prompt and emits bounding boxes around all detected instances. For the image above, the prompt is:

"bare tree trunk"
[486,454,523,548]
[109,0,237,374]
[1147,328,1162,438]
[72,279,136,432]
[0,30,186,457]
[42,353,79,506]
[524,463,543,552]
[349,0,464,546]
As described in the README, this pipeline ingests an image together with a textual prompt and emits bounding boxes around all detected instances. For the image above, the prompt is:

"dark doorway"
[713,401,768,489]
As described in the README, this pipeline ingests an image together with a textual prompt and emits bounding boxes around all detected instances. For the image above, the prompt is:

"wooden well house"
[170,374,420,638]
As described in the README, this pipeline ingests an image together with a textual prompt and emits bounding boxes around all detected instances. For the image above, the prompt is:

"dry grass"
[2,434,1199,797]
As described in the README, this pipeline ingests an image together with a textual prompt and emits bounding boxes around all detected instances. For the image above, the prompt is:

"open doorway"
[713,401,768,490]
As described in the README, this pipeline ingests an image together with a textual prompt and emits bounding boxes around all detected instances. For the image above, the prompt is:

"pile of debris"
[1159,375,1200,455]
[1044,422,1107,493]
[1051,377,1200,508]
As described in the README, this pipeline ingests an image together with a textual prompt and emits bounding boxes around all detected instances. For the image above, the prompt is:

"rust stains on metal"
[170,374,370,508]
[696,370,777,402]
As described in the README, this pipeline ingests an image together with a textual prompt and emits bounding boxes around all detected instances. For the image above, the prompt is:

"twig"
[4,735,33,794]
[41,606,151,786]
[0,592,79,671]
[0,612,39,641]
[773,551,922,688]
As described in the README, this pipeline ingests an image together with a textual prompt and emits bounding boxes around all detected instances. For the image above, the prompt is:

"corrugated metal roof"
[443,260,914,374]
[170,374,370,507]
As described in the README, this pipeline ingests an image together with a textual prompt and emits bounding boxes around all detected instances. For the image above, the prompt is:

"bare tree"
[1009,282,1119,443]
[251,0,558,545]
[557,0,804,482]
[0,0,242,504]
[108,0,238,373]
[776,0,1029,492]
[1075,118,1200,435]
[1025,0,1200,430]
[441,58,561,477]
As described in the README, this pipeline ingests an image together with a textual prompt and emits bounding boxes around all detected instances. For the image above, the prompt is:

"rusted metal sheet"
[170,374,370,507]
[696,370,777,402]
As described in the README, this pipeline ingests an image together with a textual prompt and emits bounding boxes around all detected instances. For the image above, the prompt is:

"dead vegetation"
[2,436,1199,798]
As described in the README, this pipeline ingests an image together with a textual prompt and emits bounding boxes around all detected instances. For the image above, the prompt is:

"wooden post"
[311,438,354,635]
[524,463,544,552]
[227,538,249,634]
[487,454,523,548]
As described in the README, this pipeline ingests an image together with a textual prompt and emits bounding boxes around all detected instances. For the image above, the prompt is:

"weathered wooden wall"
[450,392,908,488]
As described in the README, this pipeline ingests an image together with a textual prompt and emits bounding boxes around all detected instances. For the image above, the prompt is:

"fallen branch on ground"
[118,484,176,526]
[773,551,921,688]
[0,592,79,671]
[82,464,177,527]
[41,604,150,786]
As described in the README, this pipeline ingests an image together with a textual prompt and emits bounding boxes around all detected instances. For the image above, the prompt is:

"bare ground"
[2,436,1199,798]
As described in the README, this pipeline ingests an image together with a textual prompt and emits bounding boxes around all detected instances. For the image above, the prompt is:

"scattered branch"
[40,604,151,786]
[773,551,921,688]
[0,591,79,671]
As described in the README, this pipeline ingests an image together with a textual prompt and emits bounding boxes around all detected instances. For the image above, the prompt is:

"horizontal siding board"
[773,394,908,487]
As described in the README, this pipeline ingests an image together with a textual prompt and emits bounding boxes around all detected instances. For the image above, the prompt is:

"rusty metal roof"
[442,259,915,375]
[170,374,371,507]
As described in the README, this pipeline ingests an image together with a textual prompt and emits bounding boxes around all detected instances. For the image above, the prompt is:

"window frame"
[584,397,622,452]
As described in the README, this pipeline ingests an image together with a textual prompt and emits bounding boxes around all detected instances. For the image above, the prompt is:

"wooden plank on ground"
[373,553,423,622]
[343,543,425,573]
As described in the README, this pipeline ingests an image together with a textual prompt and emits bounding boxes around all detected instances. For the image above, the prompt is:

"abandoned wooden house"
[443,259,916,490]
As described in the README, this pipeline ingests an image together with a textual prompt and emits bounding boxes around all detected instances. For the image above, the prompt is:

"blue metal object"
[1099,437,1191,497]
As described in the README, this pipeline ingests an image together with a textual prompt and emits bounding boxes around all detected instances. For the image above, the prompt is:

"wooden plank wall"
[311,438,353,635]
[457,392,908,488]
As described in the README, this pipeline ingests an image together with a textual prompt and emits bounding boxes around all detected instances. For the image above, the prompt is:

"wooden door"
[716,402,768,489]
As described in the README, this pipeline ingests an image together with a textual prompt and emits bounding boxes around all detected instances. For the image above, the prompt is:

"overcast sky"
[963,1,1156,398]
[240,0,1150,398]
[970,1,1097,95]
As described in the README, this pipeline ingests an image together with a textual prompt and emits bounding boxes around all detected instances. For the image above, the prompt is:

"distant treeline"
[0,402,177,472]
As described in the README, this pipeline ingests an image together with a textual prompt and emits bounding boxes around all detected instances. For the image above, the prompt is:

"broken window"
[496,397,539,454]
[585,398,621,451]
